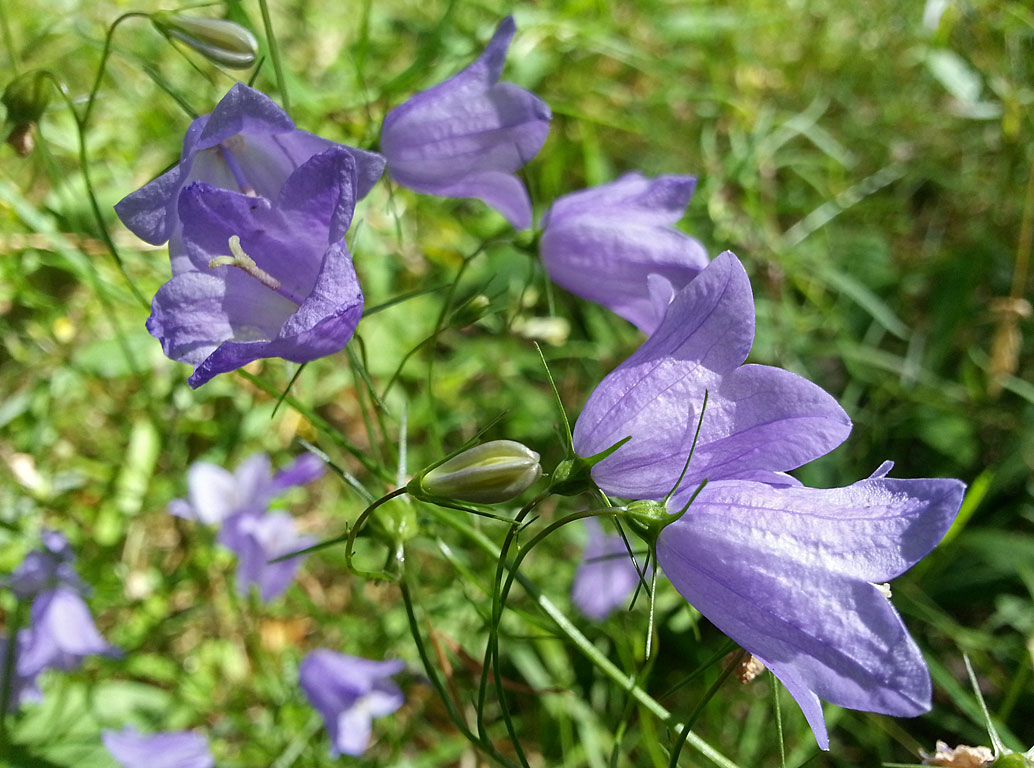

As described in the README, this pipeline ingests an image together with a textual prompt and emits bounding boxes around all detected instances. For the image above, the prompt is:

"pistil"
[209,236,304,305]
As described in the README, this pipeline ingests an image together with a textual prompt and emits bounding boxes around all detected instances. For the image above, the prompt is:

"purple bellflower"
[1,532,115,709]
[656,465,964,749]
[218,510,316,603]
[170,453,322,602]
[573,251,853,501]
[169,452,324,525]
[103,727,214,768]
[571,252,965,747]
[570,517,642,621]
[380,16,551,230]
[541,173,710,334]
[147,147,365,387]
[299,649,406,757]
[114,82,384,247]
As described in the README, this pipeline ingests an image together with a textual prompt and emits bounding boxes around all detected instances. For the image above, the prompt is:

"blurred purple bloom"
[541,173,709,334]
[571,517,642,621]
[300,650,405,756]
[115,82,384,247]
[380,16,551,229]
[657,467,965,749]
[573,251,853,500]
[148,147,365,387]
[1,532,115,710]
[218,510,315,602]
[103,727,214,768]
[169,452,323,524]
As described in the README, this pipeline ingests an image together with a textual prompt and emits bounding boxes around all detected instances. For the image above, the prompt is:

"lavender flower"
[170,453,322,602]
[541,173,709,334]
[218,510,315,602]
[147,147,364,387]
[115,82,383,247]
[570,517,642,621]
[571,252,965,746]
[573,251,853,501]
[380,16,551,229]
[1,532,115,709]
[657,466,964,749]
[102,727,214,768]
[299,650,405,757]
[169,452,323,524]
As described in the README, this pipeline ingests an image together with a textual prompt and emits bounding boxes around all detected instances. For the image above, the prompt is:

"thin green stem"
[426,503,740,768]
[668,649,747,768]
[0,0,18,76]
[399,577,518,768]
[344,487,408,578]
[0,600,27,746]
[257,0,290,115]
[82,12,149,127]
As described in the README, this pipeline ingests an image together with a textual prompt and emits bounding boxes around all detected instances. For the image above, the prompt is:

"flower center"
[208,236,304,305]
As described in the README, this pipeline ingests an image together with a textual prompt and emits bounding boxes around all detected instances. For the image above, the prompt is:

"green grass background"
[1,0,1033,766]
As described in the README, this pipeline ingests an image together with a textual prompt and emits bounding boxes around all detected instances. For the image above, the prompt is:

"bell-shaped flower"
[5,529,82,599]
[573,251,853,501]
[103,726,214,768]
[570,517,642,621]
[541,173,709,334]
[17,585,116,678]
[169,452,323,525]
[380,16,551,229]
[218,510,315,603]
[115,82,384,246]
[299,650,405,757]
[147,147,364,387]
[656,465,965,749]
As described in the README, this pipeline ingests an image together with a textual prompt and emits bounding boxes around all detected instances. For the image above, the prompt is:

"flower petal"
[103,727,214,768]
[657,475,963,737]
[185,461,239,523]
[276,146,358,242]
[571,517,642,621]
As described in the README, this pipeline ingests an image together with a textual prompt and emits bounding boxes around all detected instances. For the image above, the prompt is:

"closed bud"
[414,440,541,504]
[152,13,258,69]
[3,71,50,156]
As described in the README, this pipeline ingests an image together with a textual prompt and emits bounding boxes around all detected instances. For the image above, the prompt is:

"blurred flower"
[300,650,405,756]
[570,517,642,621]
[416,440,542,504]
[1,532,115,710]
[219,510,315,602]
[115,82,384,247]
[152,13,258,70]
[169,452,324,524]
[380,16,551,229]
[573,251,853,501]
[103,727,214,768]
[147,147,364,387]
[541,173,709,334]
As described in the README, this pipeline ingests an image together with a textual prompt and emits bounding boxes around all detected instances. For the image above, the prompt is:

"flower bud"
[151,13,258,70]
[3,71,50,156]
[415,440,541,504]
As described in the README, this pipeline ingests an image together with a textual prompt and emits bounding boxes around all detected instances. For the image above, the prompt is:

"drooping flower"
[657,467,964,749]
[570,252,965,747]
[573,250,853,501]
[541,173,709,334]
[299,650,405,757]
[1,532,115,709]
[169,452,323,524]
[570,517,642,621]
[170,452,322,602]
[218,510,316,602]
[103,727,214,768]
[147,147,364,387]
[380,16,551,230]
[115,82,384,247]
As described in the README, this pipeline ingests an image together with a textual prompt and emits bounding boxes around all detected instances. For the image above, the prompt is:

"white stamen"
[209,235,282,292]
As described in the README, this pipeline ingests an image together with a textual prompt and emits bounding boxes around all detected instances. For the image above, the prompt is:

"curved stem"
[344,487,408,578]
[82,12,149,127]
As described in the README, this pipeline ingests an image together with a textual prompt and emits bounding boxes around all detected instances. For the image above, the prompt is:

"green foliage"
[1,0,1033,766]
